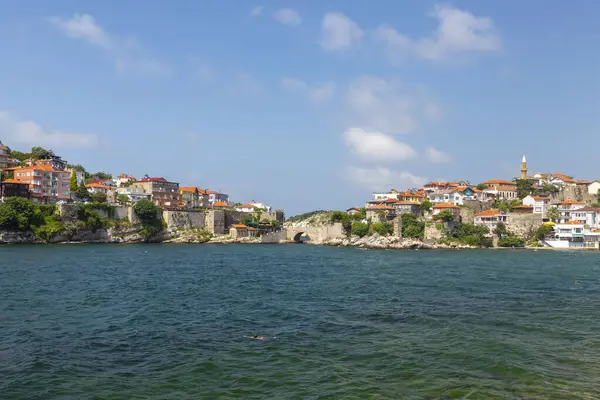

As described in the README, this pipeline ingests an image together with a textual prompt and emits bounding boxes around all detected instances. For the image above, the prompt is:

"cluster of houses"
[0,141,274,214]
[348,156,600,249]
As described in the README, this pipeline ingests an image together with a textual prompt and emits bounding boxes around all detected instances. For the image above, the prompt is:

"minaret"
[520,155,527,180]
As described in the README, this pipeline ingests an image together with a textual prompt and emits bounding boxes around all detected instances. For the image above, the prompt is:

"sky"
[0,0,598,215]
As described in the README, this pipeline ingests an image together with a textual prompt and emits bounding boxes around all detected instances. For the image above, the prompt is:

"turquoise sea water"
[1,245,600,399]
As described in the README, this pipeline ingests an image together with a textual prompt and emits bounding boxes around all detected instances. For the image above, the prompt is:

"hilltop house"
[394,201,420,216]
[549,173,576,187]
[206,190,229,206]
[522,195,551,217]
[366,203,395,222]
[12,164,71,203]
[346,207,362,216]
[116,174,136,187]
[372,189,400,200]
[179,187,208,209]
[428,189,465,206]
[86,183,113,196]
[132,177,180,207]
[588,181,600,196]
[115,186,151,204]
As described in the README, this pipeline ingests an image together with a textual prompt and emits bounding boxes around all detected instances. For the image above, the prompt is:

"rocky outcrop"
[320,233,474,250]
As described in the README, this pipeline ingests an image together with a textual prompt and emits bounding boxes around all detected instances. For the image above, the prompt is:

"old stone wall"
[461,200,491,224]
[206,210,225,234]
[162,210,205,229]
[260,210,285,223]
[285,222,345,243]
[424,223,443,242]
[261,230,286,243]
[507,213,543,239]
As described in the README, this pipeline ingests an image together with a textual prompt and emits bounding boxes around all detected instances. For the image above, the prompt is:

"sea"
[1,244,599,399]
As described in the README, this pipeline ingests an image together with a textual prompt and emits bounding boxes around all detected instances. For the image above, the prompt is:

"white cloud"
[346,166,426,191]
[0,111,98,149]
[320,12,364,51]
[281,77,334,103]
[374,4,501,62]
[273,8,302,26]
[250,6,264,17]
[344,128,416,162]
[425,147,452,164]
[49,13,170,77]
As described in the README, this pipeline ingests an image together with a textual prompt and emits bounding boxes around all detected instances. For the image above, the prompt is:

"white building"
[588,181,600,196]
[207,190,229,205]
[522,195,551,216]
[548,173,576,187]
[116,174,136,187]
[372,190,400,200]
[557,200,586,223]
[428,190,465,206]
[86,183,112,195]
[569,207,600,229]
[483,186,518,200]
[115,186,152,203]
[474,209,508,231]
[544,222,588,249]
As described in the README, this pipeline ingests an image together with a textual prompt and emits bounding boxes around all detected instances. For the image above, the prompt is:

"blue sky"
[0,0,598,215]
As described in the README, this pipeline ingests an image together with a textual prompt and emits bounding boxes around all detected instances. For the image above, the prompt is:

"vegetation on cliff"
[133,199,163,239]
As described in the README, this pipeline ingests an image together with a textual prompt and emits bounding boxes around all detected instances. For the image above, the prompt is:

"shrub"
[372,222,394,236]
[498,236,525,248]
[133,199,163,238]
[437,209,455,222]
[403,224,424,238]
[32,216,65,242]
[351,222,369,237]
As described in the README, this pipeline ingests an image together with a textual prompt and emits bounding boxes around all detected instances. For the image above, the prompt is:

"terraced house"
[12,164,71,203]
[132,177,180,208]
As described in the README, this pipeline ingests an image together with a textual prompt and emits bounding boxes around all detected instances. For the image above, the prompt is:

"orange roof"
[213,201,229,207]
[512,205,533,209]
[576,180,591,184]
[553,174,575,183]
[563,221,584,225]
[180,186,204,193]
[231,224,248,229]
[395,201,420,205]
[475,209,502,217]
[238,203,256,208]
[493,185,517,191]
[1,179,28,184]
[560,200,584,205]
[482,179,515,185]
[432,202,460,209]
[86,183,112,189]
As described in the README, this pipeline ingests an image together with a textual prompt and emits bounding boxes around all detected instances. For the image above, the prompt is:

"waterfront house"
[132,177,180,208]
[366,203,396,222]
[557,200,585,223]
[568,207,600,229]
[431,202,461,219]
[229,224,259,239]
[545,221,586,248]
[12,164,71,203]
[474,209,507,230]
[0,178,30,198]
[522,195,551,217]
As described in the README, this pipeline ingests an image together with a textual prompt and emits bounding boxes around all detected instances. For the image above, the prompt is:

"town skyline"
[1,1,598,215]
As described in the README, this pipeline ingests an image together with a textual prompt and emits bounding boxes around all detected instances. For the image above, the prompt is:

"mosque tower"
[521,155,528,180]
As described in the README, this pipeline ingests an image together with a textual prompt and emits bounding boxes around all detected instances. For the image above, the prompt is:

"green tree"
[498,236,525,247]
[372,222,393,236]
[133,199,163,238]
[437,209,455,222]
[541,183,560,195]
[514,179,536,199]
[597,189,600,203]
[88,172,113,182]
[0,203,20,230]
[30,146,53,160]
[403,224,424,238]
[90,191,108,203]
[493,221,509,237]
[69,171,78,192]
[116,194,131,206]
[351,222,369,237]
[419,199,432,213]
[546,206,559,221]
[401,213,425,238]
[476,183,488,190]
[75,184,91,201]
[534,224,554,241]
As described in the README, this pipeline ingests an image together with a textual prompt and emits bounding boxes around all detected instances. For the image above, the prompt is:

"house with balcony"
[557,200,586,223]
[12,164,71,203]
[544,221,586,249]
[86,183,113,195]
[115,186,151,204]
[366,203,396,222]
[474,209,508,230]
[568,207,600,229]
[132,177,180,208]
[179,187,208,209]
[522,195,551,217]
[428,189,465,206]
[431,202,461,219]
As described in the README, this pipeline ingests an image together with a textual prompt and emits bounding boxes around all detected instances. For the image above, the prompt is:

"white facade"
[588,181,600,196]
[428,190,465,206]
[474,210,508,231]
[569,208,600,229]
[372,191,400,200]
[484,187,518,200]
[115,187,151,203]
[522,195,550,216]
[557,201,585,223]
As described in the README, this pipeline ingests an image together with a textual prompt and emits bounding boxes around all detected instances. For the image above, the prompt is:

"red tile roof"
[563,220,584,225]
[367,204,395,210]
[560,200,584,205]
[212,201,229,207]
[139,177,167,182]
[482,179,515,185]
[432,202,460,209]
[1,179,28,185]
[231,224,248,229]
[475,209,502,217]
